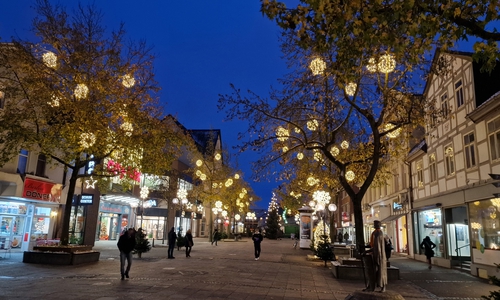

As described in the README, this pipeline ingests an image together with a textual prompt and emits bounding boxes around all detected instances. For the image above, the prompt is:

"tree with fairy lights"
[266,193,280,239]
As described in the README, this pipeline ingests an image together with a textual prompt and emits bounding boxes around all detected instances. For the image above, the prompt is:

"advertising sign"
[299,213,312,249]
[80,194,94,205]
[22,178,61,202]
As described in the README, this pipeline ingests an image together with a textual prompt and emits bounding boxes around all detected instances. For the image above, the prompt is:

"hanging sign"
[22,178,61,202]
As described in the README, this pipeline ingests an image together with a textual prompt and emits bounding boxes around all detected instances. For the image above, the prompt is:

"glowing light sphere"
[234,173,240,179]
[313,190,331,205]
[294,127,301,133]
[221,210,228,217]
[366,57,377,73]
[345,82,357,96]
[181,198,188,205]
[196,159,203,167]
[282,146,289,153]
[385,123,401,138]
[309,57,326,75]
[328,203,337,212]
[345,170,355,181]
[378,54,396,74]
[122,74,135,88]
[173,198,179,205]
[341,140,349,149]
[215,153,222,161]
[307,176,317,186]
[200,174,207,181]
[307,119,319,131]
[212,183,218,189]
[235,214,241,221]
[48,95,60,107]
[313,151,322,161]
[297,152,304,160]
[140,186,149,199]
[330,146,340,157]
[239,193,244,199]
[120,122,133,136]
[309,200,316,208]
[177,189,188,200]
[215,200,223,209]
[80,132,96,149]
[242,188,247,194]
[74,83,89,100]
[195,170,202,177]
[276,126,289,142]
[225,178,233,187]
[43,51,57,68]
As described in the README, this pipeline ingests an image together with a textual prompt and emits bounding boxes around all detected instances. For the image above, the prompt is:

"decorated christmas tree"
[134,228,151,258]
[313,234,335,267]
[266,193,280,239]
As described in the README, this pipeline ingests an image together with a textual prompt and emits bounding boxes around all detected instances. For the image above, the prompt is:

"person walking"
[211,228,219,246]
[338,231,343,243]
[185,229,194,257]
[167,227,177,259]
[343,232,349,244]
[420,236,436,269]
[368,220,387,292]
[384,234,393,261]
[252,229,263,260]
[117,228,136,280]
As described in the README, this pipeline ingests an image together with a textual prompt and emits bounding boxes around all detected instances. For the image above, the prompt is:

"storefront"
[96,200,131,241]
[136,201,168,240]
[414,208,444,258]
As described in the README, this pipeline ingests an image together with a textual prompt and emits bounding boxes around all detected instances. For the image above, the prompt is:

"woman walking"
[185,229,194,257]
[420,236,436,269]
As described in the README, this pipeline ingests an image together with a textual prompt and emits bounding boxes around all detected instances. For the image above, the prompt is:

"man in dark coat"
[117,228,136,280]
[252,229,264,260]
[168,227,177,259]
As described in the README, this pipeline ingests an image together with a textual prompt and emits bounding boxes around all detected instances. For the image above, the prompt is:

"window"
[469,199,500,251]
[417,160,424,187]
[17,149,29,174]
[441,93,449,119]
[488,117,500,161]
[455,80,464,108]
[444,145,455,176]
[429,153,437,182]
[0,90,4,109]
[464,132,476,169]
[36,154,46,177]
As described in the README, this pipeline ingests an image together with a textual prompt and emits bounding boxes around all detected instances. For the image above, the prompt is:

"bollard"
[152,238,155,247]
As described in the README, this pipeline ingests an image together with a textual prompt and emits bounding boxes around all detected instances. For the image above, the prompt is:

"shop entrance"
[0,215,25,249]
[445,206,470,259]
[97,213,120,240]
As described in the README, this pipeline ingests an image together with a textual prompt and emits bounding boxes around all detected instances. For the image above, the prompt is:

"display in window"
[469,200,500,252]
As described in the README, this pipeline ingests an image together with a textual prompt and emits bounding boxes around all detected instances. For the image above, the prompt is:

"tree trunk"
[352,194,365,256]
[60,169,78,246]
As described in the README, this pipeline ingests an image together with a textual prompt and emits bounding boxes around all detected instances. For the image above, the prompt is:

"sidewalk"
[0,237,495,299]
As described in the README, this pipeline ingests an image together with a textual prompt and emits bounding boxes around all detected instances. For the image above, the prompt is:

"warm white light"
[471,222,482,230]
[177,189,188,200]
[200,174,207,181]
[276,126,289,142]
[74,83,89,100]
[225,178,233,187]
[172,198,179,205]
[313,151,322,161]
[330,146,339,157]
[385,123,402,138]
[235,214,241,221]
[196,170,202,177]
[48,95,60,107]
[345,82,357,96]
[328,204,337,212]
[316,203,325,211]
[43,51,57,68]
[215,200,223,209]
[309,57,326,75]
[181,198,188,205]
[492,198,500,207]
[121,122,133,136]
[234,173,240,179]
[309,200,316,208]
[140,186,149,199]
[215,153,222,161]
[378,54,396,74]
[345,170,355,181]
[221,210,228,217]
[297,152,304,160]
[122,74,135,88]
[341,140,349,149]
[307,176,318,186]
[197,205,203,212]
[80,132,96,149]
[282,146,289,153]
[294,127,301,133]
[196,160,203,167]
[313,190,331,205]
[307,119,319,131]
[239,193,245,199]
[366,57,377,73]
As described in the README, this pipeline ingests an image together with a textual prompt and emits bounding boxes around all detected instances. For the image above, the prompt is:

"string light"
[121,122,133,136]
[43,51,57,68]
[385,123,401,138]
[122,74,135,88]
[80,132,96,149]
[345,82,357,96]
[74,83,89,99]
[276,126,289,141]
[307,119,319,131]
[297,152,304,160]
[345,170,355,181]
[341,140,349,149]
[330,146,340,157]
[309,57,326,75]
[215,153,222,161]
[378,54,396,74]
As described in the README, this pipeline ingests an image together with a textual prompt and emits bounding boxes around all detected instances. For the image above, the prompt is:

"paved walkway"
[0,238,496,299]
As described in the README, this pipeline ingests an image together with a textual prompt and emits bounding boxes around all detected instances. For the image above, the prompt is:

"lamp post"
[139,186,150,229]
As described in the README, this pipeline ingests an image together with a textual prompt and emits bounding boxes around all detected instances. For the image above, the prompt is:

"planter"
[33,245,93,253]
[331,261,400,281]
[23,250,100,265]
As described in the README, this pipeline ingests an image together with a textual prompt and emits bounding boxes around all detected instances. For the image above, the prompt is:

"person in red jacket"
[117,228,136,280]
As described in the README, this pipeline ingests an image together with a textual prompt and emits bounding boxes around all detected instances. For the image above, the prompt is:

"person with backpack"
[420,236,436,269]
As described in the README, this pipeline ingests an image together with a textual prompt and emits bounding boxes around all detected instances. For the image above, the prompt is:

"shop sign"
[100,202,124,214]
[393,202,403,211]
[342,212,350,221]
[80,194,94,205]
[22,178,61,202]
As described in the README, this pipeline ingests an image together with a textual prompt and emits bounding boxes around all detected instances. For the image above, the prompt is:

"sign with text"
[80,194,94,205]
[22,178,61,202]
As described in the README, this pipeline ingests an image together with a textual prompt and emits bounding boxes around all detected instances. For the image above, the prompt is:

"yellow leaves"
[454,7,462,17]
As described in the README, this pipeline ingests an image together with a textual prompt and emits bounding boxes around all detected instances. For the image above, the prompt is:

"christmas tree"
[266,193,280,239]
[134,228,151,258]
[313,234,335,267]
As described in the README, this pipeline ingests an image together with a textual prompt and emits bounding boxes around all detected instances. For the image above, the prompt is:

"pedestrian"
[420,236,436,269]
[117,228,136,280]
[167,227,176,259]
[185,229,194,258]
[343,232,349,244]
[338,231,343,243]
[211,228,219,246]
[384,234,393,261]
[252,229,263,260]
[369,220,387,292]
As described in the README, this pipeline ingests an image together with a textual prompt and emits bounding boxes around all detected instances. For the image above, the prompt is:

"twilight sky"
[0,0,297,208]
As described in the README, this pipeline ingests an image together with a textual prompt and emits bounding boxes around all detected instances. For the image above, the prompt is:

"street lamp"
[139,186,150,228]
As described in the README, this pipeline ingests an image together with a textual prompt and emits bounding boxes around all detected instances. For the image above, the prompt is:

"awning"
[380,214,404,224]
[101,193,140,207]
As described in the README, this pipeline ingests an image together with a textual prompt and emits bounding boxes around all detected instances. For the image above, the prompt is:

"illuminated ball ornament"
[330,146,339,157]
[366,57,377,73]
[282,146,289,153]
[294,127,301,133]
[234,173,240,179]
[200,174,207,181]
[80,132,96,149]
[378,54,396,74]
[42,51,57,68]
[196,160,203,167]
[345,82,357,97]
[307,176,318,186]
[276,126,289,142]
[385,123,401,138]
[341,140,349,150]
[307,119,319,131]
[74,83,89,100]
[345,170,355,182]
[297,152,304,160]
[215,153,222,161]
[309,57,326,75]
[196,170,202,177]
[122,74,135,88]
[313,150,322,161]
[225,178,233,187]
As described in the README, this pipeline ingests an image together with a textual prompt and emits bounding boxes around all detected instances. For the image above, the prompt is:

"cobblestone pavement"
[0,238,495,299]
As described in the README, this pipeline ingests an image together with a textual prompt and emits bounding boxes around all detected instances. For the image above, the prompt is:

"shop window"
[417,208,443,257]
[464,132,476,169]
[17,149,29,175]
[444,145,455,176]
[441,93,449,119]
[417,160,424,187]
[36,154,47,177]
[488,116,500,161]
[429,153,437,182]
[455,79,464,108]
[469,199,500,251]
[0,90,5,109]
